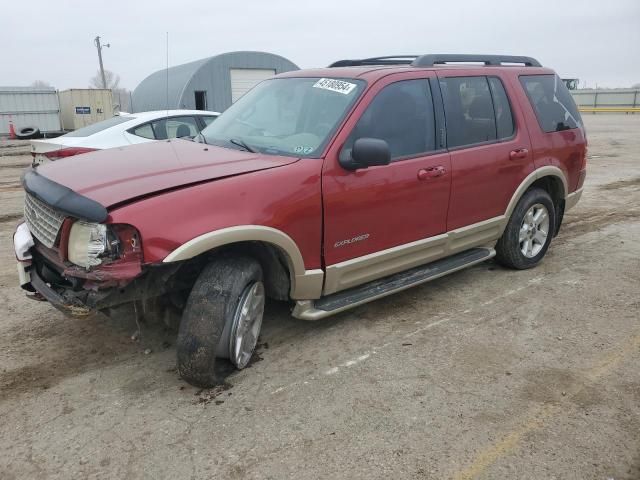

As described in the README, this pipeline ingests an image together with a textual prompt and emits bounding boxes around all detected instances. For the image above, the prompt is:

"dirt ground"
[0,115,639,480]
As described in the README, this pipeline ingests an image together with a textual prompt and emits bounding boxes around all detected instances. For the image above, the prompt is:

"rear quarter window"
[131,123,155,139]
[520,74,582,133]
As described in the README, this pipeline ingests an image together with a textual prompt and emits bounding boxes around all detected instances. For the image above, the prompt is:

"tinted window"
[346,79,436,160]
[440,76,496,147]
[151,116,199,139]
[488,77,514,139]
[131,123,154,139]
[64,115,133,137]
[520,74,582,133]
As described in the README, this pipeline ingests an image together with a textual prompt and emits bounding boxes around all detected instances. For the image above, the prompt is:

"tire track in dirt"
[0,213,23,224]
[0,162,30,169]
[0,184,23,194]
[560,209,640,240]
[599,176,640,191]
[0,317,141,402]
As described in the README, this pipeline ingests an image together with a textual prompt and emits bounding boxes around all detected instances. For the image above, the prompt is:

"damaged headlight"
[68,222,120,269]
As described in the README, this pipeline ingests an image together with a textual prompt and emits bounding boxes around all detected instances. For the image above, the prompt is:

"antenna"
[166,32,169,117]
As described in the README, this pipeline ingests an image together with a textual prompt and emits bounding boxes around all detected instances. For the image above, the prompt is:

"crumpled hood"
[36,139,300,208]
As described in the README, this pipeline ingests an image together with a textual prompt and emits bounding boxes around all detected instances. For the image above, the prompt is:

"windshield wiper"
[229,138,256,153]
[195,132,208,144]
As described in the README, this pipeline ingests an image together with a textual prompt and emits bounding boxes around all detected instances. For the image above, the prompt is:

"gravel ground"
[0,115,639,480]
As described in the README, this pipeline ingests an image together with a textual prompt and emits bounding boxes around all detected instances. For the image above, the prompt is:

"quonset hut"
[131,51,299,113]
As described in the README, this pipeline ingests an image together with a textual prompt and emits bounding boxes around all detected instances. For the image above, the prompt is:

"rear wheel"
[176,256,265,388]
[496,188,556,269]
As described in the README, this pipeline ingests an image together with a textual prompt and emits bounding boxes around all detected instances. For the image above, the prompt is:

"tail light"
[44,147,97,160]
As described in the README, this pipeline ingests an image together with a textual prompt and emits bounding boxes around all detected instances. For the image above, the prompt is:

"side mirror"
[339,138,391,171]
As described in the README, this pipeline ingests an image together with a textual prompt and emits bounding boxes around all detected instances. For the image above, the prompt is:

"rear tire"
[176,256,264,388]
[496,188,556,269]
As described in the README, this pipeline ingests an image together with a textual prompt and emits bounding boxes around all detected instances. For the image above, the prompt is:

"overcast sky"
[2,0,639,91]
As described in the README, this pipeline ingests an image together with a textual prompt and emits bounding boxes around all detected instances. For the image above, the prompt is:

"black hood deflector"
[22,169,108,223]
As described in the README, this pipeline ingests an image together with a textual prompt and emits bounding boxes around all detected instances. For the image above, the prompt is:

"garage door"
[230,68,276,103]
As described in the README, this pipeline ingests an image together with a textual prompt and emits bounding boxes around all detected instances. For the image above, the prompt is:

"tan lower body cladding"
[323,216,504,295]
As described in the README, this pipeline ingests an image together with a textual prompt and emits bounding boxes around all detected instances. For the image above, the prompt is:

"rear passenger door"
[438,73,534,230]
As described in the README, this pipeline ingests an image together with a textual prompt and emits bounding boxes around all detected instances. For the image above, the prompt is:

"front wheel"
[176,256,265,388]
[496,188,556,269]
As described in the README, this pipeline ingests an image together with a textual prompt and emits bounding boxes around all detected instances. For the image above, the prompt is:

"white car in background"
[30,110,220,164]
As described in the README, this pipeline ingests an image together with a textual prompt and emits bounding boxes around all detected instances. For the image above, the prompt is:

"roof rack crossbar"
[328,55,420,68]
[411,54,541,67]
[328,54,542,69]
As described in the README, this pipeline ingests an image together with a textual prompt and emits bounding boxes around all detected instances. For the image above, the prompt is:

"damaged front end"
[15,169,167,318]
[25,249,180,319]
[21,225,149,318]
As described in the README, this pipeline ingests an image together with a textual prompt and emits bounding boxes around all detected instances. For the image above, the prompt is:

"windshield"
[201,77,365,157]
[64,115,133,137]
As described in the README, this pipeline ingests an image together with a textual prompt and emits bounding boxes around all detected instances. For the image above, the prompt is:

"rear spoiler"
[21,169,108,223]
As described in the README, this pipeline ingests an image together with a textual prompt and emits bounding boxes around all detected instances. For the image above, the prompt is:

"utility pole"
[94,36,110,89]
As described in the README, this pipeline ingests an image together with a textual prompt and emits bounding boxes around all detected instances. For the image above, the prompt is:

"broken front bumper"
[14,222,126,318]
[26,265,94,317]
[15,226,178,318]
[17,257,157,319]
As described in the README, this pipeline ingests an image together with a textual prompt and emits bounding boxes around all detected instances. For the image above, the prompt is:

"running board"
[293,247,495,321]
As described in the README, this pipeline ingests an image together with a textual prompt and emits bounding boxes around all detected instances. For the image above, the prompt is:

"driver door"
[321,73,451,294]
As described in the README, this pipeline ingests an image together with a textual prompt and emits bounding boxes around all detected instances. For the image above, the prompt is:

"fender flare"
[162,225,323,299]
[504,166,568,221]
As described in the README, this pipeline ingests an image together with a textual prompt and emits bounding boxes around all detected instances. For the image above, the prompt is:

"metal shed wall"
[131,51,299,113]
[0,87,61,135]
[58,89,114,130]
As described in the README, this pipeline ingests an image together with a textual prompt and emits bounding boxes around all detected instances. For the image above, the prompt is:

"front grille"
[24,193,65,248]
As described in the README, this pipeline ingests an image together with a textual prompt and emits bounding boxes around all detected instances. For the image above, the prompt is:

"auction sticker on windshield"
[313,78,357,95]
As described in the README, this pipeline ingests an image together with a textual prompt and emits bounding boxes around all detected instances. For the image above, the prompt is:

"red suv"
[14,54,586,387]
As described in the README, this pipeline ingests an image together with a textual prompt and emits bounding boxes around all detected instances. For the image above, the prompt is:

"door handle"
[509,148,529,160]
[417,166,446,180]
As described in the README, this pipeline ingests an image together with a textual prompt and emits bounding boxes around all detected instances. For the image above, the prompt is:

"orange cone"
[8,119,16,139]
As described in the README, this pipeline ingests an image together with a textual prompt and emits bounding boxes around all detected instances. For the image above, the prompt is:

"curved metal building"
[131,51,299,113]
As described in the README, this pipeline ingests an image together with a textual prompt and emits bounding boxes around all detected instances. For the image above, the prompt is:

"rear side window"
[520,74,582,132]
[488,77,515,139]
[151,116,199,139]
[64,115,133,137]
[440,76,497,148]
[346,79,436,160]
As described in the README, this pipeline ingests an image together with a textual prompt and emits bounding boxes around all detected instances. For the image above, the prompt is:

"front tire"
[496,188,556,269]
[177,256,264,388]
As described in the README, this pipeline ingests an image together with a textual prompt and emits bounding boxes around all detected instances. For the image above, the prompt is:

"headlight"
[68,222,119,269]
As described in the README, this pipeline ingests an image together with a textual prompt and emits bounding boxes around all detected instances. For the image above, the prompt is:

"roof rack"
[328,54,541,68]
[328,56,419,67]
[412,54,541,67]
